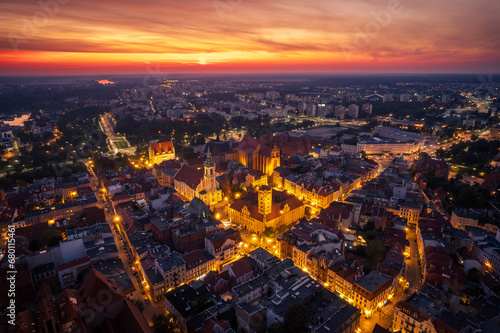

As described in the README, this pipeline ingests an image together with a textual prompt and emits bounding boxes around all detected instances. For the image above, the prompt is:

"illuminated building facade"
[24,194,98,225]
[351,271,394,318]
[237,135,280,177]
[399,203,422,227]
[327,261,362,301]
[450,209,479,230]
[228,186,305,234]
[393,288,459,333]
[149,140,175,165]
[173,150,222,205]
[283,177,341,209]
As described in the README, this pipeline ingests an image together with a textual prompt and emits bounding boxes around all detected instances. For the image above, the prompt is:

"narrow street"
[358,282,406,333]
[87,164,166,323]
[405,226,424,295]
[358,226,424,332]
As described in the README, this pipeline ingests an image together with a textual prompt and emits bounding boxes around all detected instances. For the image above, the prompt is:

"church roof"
[149,141,174,155]
[174,164,204,190]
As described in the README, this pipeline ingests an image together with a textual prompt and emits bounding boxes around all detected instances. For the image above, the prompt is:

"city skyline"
[1,0,500,76]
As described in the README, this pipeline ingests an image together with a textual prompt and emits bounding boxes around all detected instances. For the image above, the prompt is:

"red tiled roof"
[227,257,253,279]
[187,157,204,168]
[76,186,94,196]
[329,261,359,284]
[140,257,156,271]
[182,249,207,270]
[204,270,236,295]
[13,222,50,242]
[200,318,231,333]
[385,250,405,265]
[114,299,153,333]
[360,204,386,218]
[150,141,174,155]
[54,289,79,324]
[209,229,241,251]
[174,164,204,190]
[377,263,400,278]
[77,269,123,304]
[158,160,182,169]
[111,192,130,202]
[238,135,260,154]
[456,247,473,260]
[84,207,106,224]
[57,256,90,271]
[6,193,31,209]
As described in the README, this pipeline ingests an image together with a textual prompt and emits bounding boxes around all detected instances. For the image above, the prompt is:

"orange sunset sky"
[1,0,499,76]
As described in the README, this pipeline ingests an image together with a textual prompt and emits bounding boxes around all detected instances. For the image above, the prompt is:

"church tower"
[270,144,281,174]
[204,148,216,191]
[258,185,272,218]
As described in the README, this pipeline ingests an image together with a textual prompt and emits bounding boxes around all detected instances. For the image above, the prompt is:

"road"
[358,227,423,332]
[448,171,485,185]
[405,227,424,294]
[149,98,157,114]
[86,163,166,322]
[358,283,406,333]
[100,114,118,154]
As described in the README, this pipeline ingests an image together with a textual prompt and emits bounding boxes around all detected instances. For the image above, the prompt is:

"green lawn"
[113,138,129,150]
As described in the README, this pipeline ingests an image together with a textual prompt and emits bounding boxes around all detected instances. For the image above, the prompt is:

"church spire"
[205,147,214,168]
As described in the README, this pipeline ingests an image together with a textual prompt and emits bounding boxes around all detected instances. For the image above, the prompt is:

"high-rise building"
[266,91,280,100]
[347,104,359,119]
[400,94,412,102]
[362,103,373,115]
[307,104,317,117]
[334,105,346,119]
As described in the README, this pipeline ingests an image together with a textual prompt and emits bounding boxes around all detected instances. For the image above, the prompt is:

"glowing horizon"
[1,0,499,76]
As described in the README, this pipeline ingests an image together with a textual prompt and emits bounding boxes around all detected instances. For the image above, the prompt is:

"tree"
[268,321,285,333]
[283,303,309,333]
[230,116,246,128]
[263,227,276,238]
[54,195,64,205]
[151,313,180,333]
[362,119,379,131]
[364,222,376,232]
[366,239,386,265]
[29,239,40,252]
[132,300,144,312]
[38,229,64,248]
[181,147,198,161]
